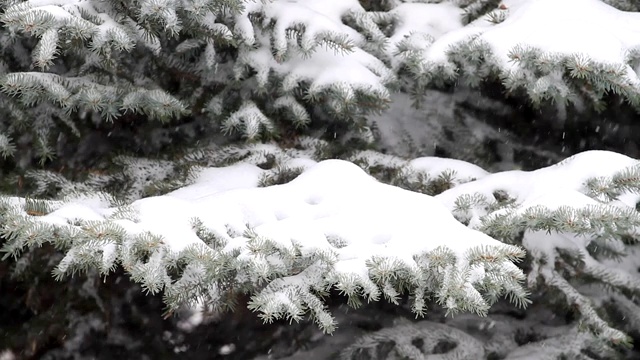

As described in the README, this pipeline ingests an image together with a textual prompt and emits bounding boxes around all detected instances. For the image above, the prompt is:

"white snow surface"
[486,0,640,67]
[390,2,463,42]
[168,163,264,201]
[165,160,504,261]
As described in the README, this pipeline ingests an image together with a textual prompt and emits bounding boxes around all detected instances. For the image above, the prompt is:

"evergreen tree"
[1,0,640,358]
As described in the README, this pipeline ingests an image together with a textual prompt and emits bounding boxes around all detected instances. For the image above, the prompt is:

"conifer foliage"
[1,0,640,358]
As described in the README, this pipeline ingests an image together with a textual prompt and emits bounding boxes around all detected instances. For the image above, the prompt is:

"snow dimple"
[370,232,392,245]
[273,209,288,221]
[304,195,322,205]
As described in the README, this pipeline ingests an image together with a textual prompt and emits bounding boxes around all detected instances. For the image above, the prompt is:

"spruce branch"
[438,150,640,345]
[0,157,529,335]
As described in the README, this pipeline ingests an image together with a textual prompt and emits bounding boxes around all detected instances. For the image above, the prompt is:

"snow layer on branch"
[487,0,639,68]
[435,150,640,257]
[425,0,640,81]
[265,0,364,49]
[390,2,462,41]
[168,163,264,201]
[386,2,463,66]
[118,159,504,257]
[238,0,392,98]
[277,47,391,96]
[437,150,640,211]
[409,156,488,180]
